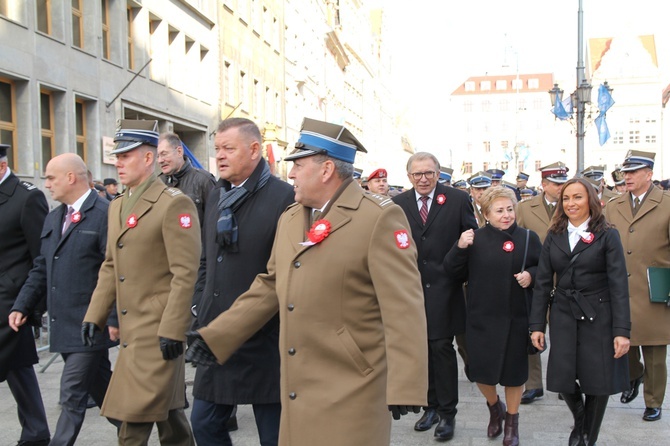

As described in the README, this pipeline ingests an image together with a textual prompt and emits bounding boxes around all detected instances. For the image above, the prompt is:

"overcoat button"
[627,273,631,277]
[289,392,297,400]
[118,242,123,248]
[288,304,295,311]
[119,276,125,282]
[213,291,220,297]
[425,283,431,288]
[627,251,632,255]
[580,316,585,320]
[422,260,427,265]
[54,256,59,260]
[288,348,296,355]
[294,261,301,268]
[217,256,223,262]
[121,309,127,315]
[123,343,128,348]
[629,228,634,233]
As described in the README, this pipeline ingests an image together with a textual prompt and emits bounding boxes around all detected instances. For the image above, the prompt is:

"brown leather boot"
[487,396,506,438]
[503,412,519,446]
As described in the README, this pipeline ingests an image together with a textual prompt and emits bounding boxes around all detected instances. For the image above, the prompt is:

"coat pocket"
[336,326,373,376]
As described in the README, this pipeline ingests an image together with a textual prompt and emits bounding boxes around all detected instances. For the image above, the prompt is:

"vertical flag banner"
[595,83,615,146]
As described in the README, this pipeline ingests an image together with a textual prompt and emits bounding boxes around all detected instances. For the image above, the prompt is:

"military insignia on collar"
[436,194,446,205]
[395,230,410,249]
[502,241,514,252]
[126,214,138,228]
[71,211,81,223]
[179,214,192,229]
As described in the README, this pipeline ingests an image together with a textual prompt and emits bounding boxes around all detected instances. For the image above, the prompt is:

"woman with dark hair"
[445,187,542,446]
[530,178,631,446]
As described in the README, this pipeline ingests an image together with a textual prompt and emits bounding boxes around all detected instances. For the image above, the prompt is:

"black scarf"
[216,158,272,251]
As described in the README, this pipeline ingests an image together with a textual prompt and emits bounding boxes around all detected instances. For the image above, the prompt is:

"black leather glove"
[81,322,100,347]
[159,337,184,360]
[388,405,421,420]
[184,331,217,367]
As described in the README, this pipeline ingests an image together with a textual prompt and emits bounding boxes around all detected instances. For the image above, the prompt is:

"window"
[224,61,234,104]
[528,78,539,89]
[480,81,491,91]
[72,0,83,47]
[463,162,473,175]
[629,130,640,144]
[613,131,624,144]
[149,15,164,82]
[496,80,507,91]
[464,81,475,92]
[75,99,87,161]
[101,0,110,59]
[265,87,273,123]
[275,92,281,126]
[501,161,509,170]
[511,78,522,90]
[239,71,247,111]
[36,0,51,34]
[535,160,542,171]
[0,78,17,169]
[645,134,656,144]
[463,101,472,112]
[253,79,262,116]
[517,161,524,172]
[499,100,509,111]
[481,100,491,112]
[483,141,490,153]
[501,141,508,150]
[40,90,55,173]
[483,162,489,171]
[127,5,136,69]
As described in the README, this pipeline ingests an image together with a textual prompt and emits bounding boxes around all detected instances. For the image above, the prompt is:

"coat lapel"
[530,195,551,227]
[57,192,97,249]
[553,231,572,256]
[610,193,634,224]
[403,189,423,227]
[116,179,164,241]
[423,184,447,231]
[633,187,662,222]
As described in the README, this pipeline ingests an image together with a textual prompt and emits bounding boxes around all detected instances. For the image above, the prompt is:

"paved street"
[1,345,668,445]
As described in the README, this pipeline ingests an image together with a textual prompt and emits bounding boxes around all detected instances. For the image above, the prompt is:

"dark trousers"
[426,337,459,419]
[6,365,51,443]
[50,350,121,446]
[629,344,668,408]
[118,408,194,446]
[191,398,281,446]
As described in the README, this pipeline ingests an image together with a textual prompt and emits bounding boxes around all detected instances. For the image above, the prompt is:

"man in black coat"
[9,153,121,445]
[0,143,51,446]
[189,118,294,446]
[393,152,478,441]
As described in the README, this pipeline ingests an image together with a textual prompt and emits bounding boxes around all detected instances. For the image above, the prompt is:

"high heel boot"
[582,395,609,445]
[561,392,586,446]
[487,396,506,438]
[502,412,519,446]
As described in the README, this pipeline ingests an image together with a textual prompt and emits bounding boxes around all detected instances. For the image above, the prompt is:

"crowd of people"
[1,117,669,446]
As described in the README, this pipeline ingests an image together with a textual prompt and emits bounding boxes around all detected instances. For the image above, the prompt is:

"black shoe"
[226,414,239,431]
[558,393,564,401]
[17,440,50,446]
[434,417,455,441]
[520,388,544,404]
[414,409,439,431]
[620,376,643,404]
[643,407,662,421]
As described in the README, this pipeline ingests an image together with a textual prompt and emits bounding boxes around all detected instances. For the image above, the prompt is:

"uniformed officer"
[452,179,468,191]
[468,171,493,227]
[82,121,201,445]
[611,168,626,194]
[0,143,51,446]
[581,165,617,205]
[604,150,670,422]
[367,168,390,196]
[438,167,454,186]
[186,118,428,446]
[487,168,505,187]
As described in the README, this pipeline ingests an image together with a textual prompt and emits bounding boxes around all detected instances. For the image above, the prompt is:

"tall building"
[0,0,220,190]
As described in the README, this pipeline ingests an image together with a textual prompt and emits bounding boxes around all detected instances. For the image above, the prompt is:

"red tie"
[419,196,429,224]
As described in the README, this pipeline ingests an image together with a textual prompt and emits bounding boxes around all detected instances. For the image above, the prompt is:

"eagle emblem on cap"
[395,230,410,249]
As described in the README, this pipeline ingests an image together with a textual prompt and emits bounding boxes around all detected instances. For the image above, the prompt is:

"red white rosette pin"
[126,214,138,228]
[502,241,515,252]
[436,194,446,205]
[580,232,594,244]
[71,211,82,223]
[300,219,331,246]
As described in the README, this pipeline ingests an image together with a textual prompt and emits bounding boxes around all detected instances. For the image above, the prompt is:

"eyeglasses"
[409,171,436,181]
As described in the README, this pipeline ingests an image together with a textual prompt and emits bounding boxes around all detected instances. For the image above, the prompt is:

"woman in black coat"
[445,187,541,446]
[530,178,631,446]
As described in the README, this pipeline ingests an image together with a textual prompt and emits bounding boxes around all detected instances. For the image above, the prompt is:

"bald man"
[10,153,120,445]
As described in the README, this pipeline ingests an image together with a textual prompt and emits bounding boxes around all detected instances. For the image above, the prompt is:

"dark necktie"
[419,196,429,224]
[548,202,556,217]
[311,210,322,225]
[62,206,74,234]
[633,197,641,215]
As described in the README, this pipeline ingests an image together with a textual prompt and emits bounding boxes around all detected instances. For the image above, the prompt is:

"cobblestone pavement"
[1,345,668,445]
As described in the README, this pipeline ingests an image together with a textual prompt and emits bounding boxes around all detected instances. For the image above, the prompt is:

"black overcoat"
[530,227,631,395]
[444,223,541,386]
[192,160,294,404]
[12,191,117,352]
[0,173,48,381]
[393,183,477,339]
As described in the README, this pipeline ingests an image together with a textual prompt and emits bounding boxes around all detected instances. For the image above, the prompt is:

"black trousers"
[50,349,121,446]
[6,365,51,443]
[425,336,459,419]
[191,398,281,446]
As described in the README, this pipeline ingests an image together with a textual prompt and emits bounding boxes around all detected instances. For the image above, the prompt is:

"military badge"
[179,214,192,229]
[502,241,514,252]
[395,230,410,249]
[436,194,446,205]
[126,214,138,228]
[580,232,594,244]
[71,211,82,223]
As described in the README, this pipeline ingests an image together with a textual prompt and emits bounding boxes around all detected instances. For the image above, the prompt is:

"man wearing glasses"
[393,152,478,441]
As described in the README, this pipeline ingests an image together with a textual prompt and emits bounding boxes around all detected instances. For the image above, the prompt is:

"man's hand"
[81,322,100,346]
[388,405,421,420]
[159,337,184,360]
[108,326,119,342]
[184,331,217,367]
[8,311,27,332]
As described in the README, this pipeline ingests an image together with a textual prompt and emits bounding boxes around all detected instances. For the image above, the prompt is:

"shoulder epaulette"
[164,187,183,197]
[19,181,37,191]
[363,191,394,208]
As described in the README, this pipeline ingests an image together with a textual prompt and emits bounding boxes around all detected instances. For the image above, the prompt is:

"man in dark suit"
[9,153,121,445]
[189,118,294,446]
[0,143,51,446]
[393,152,478,441]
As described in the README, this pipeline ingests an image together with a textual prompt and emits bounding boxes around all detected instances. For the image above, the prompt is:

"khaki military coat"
[516,192,553,244]
[200,181,428,446]
[604,186,670,346]
[84,178,201,422]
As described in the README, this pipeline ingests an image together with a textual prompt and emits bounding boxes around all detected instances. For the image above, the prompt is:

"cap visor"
[284,148,321,162]
[110,140,143,155]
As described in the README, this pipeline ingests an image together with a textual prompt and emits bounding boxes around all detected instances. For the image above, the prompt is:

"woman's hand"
[613,336,630,359]
[514,271,532,288]
[457,229,475,249]
[531,331,545,351]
